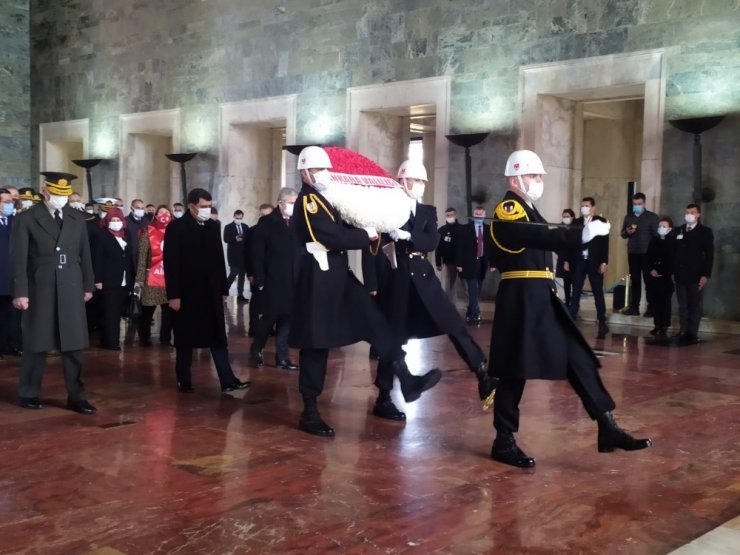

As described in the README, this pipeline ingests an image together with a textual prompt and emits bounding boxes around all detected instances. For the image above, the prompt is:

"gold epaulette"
[494,199,527,221]
[302,193,335,249]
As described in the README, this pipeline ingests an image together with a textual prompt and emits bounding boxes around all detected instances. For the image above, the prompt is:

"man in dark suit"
[435,207,461,296]
[672,203,714,345]
[249,188,300,370]
[487,150,651,468]
[569,197,610,339]
[125,198,146,273]
[456,205,491,325]
[363,161,496,420]
[290,146,441,437]
[223,209,248,302]
[163,188,250,394]
[245,204,273,336]
[0,188,22,357]
[11,173,97,414]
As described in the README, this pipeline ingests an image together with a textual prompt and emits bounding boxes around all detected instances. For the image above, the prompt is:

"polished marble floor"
[0,301,738,554]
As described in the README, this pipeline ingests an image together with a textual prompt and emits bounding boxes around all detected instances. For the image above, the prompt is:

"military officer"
[11,172,97,414]
[487,150,651,468]
[289,146,441,437]
[362,159,496,420]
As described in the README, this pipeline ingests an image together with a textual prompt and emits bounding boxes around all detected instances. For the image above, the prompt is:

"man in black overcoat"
[289,146,441,437]
[249,187,300,370]
[487,150,651,468]
[362,160,496,420]
[435,207,461,296]
[163,188,250,394]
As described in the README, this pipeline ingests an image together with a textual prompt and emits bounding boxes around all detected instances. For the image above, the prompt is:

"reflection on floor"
[0,303,738,554]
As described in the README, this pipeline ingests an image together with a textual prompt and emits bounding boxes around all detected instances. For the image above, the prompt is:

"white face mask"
[196,207,211,222]
[21,200,33,209]
[519,176,543,202]
[562,217,573,225]
[312,170,332,191]
[85,208,94,214]
[284,202,295,217]
[108,221,123,232]
[684,214,697,225]
[70,201,85,211]
[657,226,670,237]
[445,217,456,224]
[234,218,243,223]
[580,205,592,217]
[133,208,145,219]
[410,183,425,201]
[49,194,68,210]
[173,211,184,219]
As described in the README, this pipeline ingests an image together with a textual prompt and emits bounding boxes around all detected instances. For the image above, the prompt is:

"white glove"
[389,229,411,242]
[582,220,611,243]
[363,227,378,240]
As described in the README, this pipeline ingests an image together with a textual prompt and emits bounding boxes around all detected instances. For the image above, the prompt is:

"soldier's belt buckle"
[59,254,67,265]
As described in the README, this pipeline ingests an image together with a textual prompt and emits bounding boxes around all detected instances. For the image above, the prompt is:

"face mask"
[410,183,425,200]
[70,201,85,211]
[133,208,145,218]
[85,209,94,214]
[108,221,123,232]
[657,227,670,237]
[518,176,543,202]
[157,213,172,226]
[49,194,68,210]
[445,217,456,224]
[473,217,484,224]
[21,200,33,209]
[2,203,14,216]
[580,206,592,217]
[284,203,295,217]
[562,217,573,225]
[633,205,644,215]
[196,207,211,222]
[312,170,332,191]
[173,211,184,219]
[684,214,697,225]
[234,218,243,223]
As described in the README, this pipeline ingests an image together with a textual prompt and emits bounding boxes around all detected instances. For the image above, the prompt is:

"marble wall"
[20,0,740,318]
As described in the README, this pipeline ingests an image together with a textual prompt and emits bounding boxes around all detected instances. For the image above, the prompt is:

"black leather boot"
[372,390,406,421]
[475,361,498,401]
[490,434,535,468]
[597,411,652,452]
[394,359,441,403]
[298,396,334,437]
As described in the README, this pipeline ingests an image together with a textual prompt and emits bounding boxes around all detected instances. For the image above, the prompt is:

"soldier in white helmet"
[362,159,497,419]
[486,149,652,468]
[289,146,441,437]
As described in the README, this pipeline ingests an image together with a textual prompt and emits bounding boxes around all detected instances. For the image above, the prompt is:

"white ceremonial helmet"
[297,146,332,170]
[504,150,547,176]
[397,159,428,181]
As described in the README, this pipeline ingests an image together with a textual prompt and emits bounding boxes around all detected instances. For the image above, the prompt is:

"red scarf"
[101,207,126,238]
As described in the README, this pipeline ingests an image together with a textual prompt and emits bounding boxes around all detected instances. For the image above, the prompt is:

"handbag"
[127,291,142,320]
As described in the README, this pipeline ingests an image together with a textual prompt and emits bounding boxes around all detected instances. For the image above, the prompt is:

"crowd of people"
[2,145,686,467]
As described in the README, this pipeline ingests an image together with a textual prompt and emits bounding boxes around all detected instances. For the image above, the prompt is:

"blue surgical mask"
[473,217,484,224]
[657,227,670,237]
[173,211,184,219]
[2,202,14,217]
[633,205,644,215]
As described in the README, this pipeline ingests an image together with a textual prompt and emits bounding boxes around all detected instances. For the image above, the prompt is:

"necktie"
[54,210,62,228]
[237,224,242,235]
[0,217,6,226]
[476,225,483,258]
[284,217,290,227]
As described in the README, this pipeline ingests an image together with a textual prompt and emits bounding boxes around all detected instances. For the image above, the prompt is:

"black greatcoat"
[93,230,135,290]
[251,208,302,317]
[488,190,598,380]
[362,203,467,340]
[163,212,228,349]
[289,183,375,349]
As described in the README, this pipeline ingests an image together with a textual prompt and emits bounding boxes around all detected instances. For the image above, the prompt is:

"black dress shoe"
[372,398,406,421]
[649,327,658,335]
[400,368,442,403]
[491,438,536,468]
[19,397,43,410]
[101,345,121,351]
[621,307,640,316]
[597,322,609,339]
[276,359,298,370]
[177,382,194,393]
[237,296,249,303]
[67,399,97,415]
[643,310,654,317]
[597,411,652,452]
[299,414,335,437]
[249,350,264,367]
[221,378,251,392]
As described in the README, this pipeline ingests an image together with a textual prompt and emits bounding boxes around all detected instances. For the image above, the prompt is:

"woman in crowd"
[93,207,135,350]
[556,208,576,307]
[646,216,676,337]
[136,205,174,346]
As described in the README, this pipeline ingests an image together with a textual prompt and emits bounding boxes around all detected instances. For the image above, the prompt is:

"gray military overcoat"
[11,203,95,352]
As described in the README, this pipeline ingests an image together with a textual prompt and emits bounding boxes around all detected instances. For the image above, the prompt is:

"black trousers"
[464,258,487,319]
[628,253,653,310]
[569,260,607,322]
[675,281,702,336]
[175,346,236,388]
[138,303,173,343]
[252,311,290,362]
[19,350,86,401]
[493,331,615,437]
[0,295,22,350]
[650,278,673,330]
[448,328,486,371]
[226,267,246,296]
[101,286,128,348]
[562,277,573,306]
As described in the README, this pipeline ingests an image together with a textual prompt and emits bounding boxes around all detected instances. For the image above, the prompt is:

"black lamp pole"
[166,153,198,203]
[445,133,490,218]
[71,158,103,202]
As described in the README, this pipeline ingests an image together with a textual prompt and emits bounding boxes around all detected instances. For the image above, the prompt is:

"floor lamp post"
[166,153,198,203]
[445,133,490,218]
[71,158,103,202]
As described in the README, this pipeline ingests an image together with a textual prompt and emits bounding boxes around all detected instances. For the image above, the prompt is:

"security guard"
[11,172,96,414]
[289,146,441,437]
[362,159,496,420]
[487,150,651,468]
